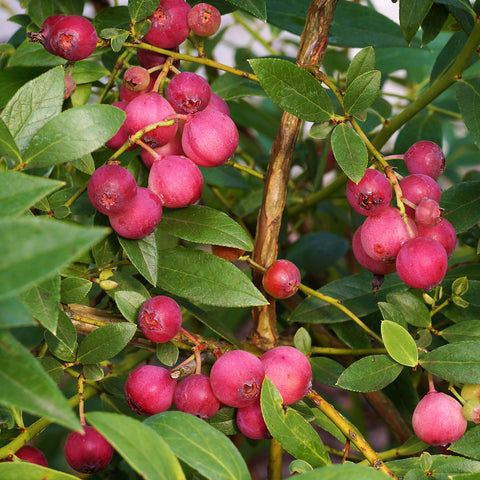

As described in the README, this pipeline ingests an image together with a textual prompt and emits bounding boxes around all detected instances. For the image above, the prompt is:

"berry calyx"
[262,259,301,299]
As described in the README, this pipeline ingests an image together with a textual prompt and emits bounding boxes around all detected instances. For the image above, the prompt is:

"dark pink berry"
[138,295,182,343]
[182,110,239,167]
[144,0,191,49]
[404,140,446,179]
[261,346,312,405]
[64,73,76,99]
[167,72,211,114]
[417,219,457,258]
[346,169,392,217]
[136,44,180,71]
[399,173,442,217]
[48,15,98,61]
[187,3,221,37]
[203,92,230,116]
[174,374,220,419]
[396,236,448,290]
[34,15,66,54]
[123,66,151,92]
[412,390,466,445]
[8,445,48,467]
[415,197,443,227]
[87,164,138,216]
[140,130,184,169]
[125,364,176,415]
[64,426,113,474]
[109,187,162,239]
[148,154,203,208]
[262,259,301,299]
[210,350,265,408]
[236,400,270,440]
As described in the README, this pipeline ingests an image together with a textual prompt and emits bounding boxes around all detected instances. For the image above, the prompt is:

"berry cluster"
[348,140,455,291]
[124,345,312,440]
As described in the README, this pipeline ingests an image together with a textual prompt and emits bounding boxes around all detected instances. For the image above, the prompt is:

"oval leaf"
[86,411,185,480]
[343,70,381,115]
[285,462,387,480]
[76,322,137,364]
[260,377,330,468]
[249,58,333,122]
[441,181,480,234]
[0,117,21,164]
[400,0,435,44]
[331,123,368,183]
[386,290,432,328]
[346,47,376,87]
[381,320,419,367]
[115,290,149,323]
[155,248,267,307]
[0,463,79,479]
[336,355,403,392]
[146,411,251,480]
[457,78,480,147]
[440,320,480,343]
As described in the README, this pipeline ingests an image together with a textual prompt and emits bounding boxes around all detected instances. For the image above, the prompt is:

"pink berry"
[412,390,466,445]
[174,374,220,419]
[204,92,230,116]
[360,206,417,263]
[346,169,392,216]
[125,364,176,415]
[261,346,312,405]
[352,225,397,275]
[399,173,442,217]
[167,72,211,114]
[9,445,48,467]
[417,219,457,258]
[404,140,446,179]
[262,259,301,299]
[123,66,151,92]
[236,400,270,440]
[140,130,184,169]
[148,154,203,208]
[124,92,178,148]
[144,0,191,49]
[48,15,98,61]
[209,350,265,408]
[138,295,182,343]
[36,15,66,54]
[64,73,76,100]
[182,110,239,167]
[396,236,448,290]
[87,164,138,216]
[136,44,180,71]
[415,197,443,228]
[187,3,221,37]
[109,187,162,239]
[64,426,113,474]
[119,75,156,102]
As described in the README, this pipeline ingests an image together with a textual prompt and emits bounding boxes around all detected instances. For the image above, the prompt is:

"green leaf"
[159,205,253,250]
[71,61,110,85]
[440,320,480,343]
[260,377,330,467]
[83,363,105,381]
[450,425,480,460]
[385,290,432,328]
[0,171,64,217]
[101,28,131,52]
[60,277,92,305]
[86,411,185,480]
[381,320,419,367]
[399,0,435,44]
[331,123,368,183]
[344,71,381,116]
[442,181,480,233]
[285,463,390,480]
[0,463,79,479]
[71,154,96,175]
[22,105,126,169]
[0,117,21,164]
[155,248,267,307]
[294,327,311,355]
[431,31,467,84]
[310,357,344,388]
[115,290,149,323]
[378,302,408,329]
[248,58,333,122]
[0,66,64,152]
[146,411,251,480]
[156,342,179,366]
[457,78,480,147]
[0,332,80,430]
[346,47,376,87]
[128,0,158,22]
[76,322,137,364]
[421,4,449,45]
[226,0,266,20]
[0,217,108,301]
[211,73,266,100]
[45,311,78,363]
[0,296,35,329]
[19,275,60,334]
[336,355,403,392]
[420,341,480,383]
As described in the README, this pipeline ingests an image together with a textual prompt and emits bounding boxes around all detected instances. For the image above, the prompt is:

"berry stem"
[97,48,134,105]
[225,160,265,180]
[77,374,86,426]
[449,384,466,405]
[268,437,283,480]
[311,347,388,355]
[427,372,436,393]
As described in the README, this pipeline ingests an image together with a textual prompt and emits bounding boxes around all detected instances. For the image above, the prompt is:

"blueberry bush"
[1,0,480,479]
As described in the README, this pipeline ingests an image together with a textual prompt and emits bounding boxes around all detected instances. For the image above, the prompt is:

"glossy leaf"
[211,73,266,100]
[227,0,266,19]
[115,290,149,323]
[155,248,267,307]
[60,277,92,305]
[385,290,432,327]
[71,61,110,85]
[378,302,408,329]
[22,105,125,169]
[0,217,108,301]
[346,47,376,86]
[450,425,480,460]
[457,78,480,147]
[343,71,381,115]
[442,181,480,234]
[128,0,158,22]
[381,320,419,367]
[431,31,467,84]
[45,311,78,363]
[420,341,480,384]
[310,357,344,388]
[440,320,480,343]
[0,117,21,164]
[285,463,389,479]
[0,171,64,217]
[399,0,435,44]
[0,66,64,151]
[146,411,251,480]
[0,332,80,430]
[331,123,368,183]
[249,58,333,122]
[260,378,330,467]
[0,296,35,329]
[86,411,185,480]
[336,355,403,392]
[159,205,253,250]
[156,342,179,366]
[421,4,449,45]
[0,463,79,479]
[76,322,137,364]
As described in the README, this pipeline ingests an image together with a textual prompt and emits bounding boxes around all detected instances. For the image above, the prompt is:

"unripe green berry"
[461,384,480,401]
[462,398,480,423]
